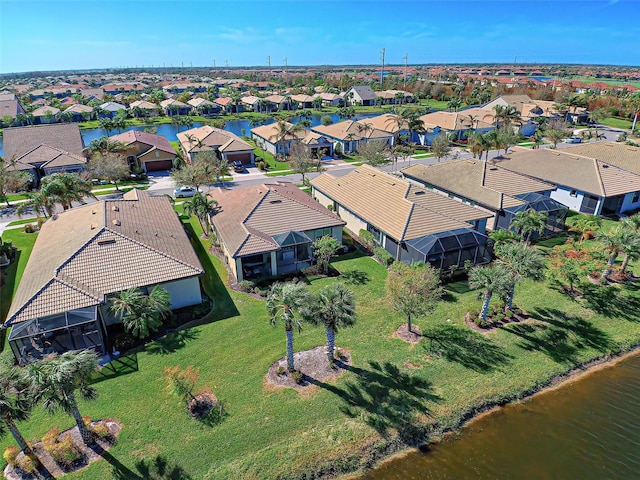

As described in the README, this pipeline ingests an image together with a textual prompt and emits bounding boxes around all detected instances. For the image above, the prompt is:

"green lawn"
[601,116,633,130]
[1,217,640,479]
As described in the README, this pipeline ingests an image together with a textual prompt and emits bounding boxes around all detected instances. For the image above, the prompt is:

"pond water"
[0,112,379,157]
[363,353,640,479]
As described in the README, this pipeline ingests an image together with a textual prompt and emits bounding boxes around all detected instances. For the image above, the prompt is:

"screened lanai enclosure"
[8,306,106,365]
[495,192,568,236]
[386,228,493,272]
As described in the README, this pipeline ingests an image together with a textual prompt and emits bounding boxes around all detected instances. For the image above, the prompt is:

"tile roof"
[402,159,554,210]
[100,101,126,111]
[0,99,25,118]
[6,190,203,325]
[251,122,307,142]
[358,114,407,134]
[110,130,174,154]
[64,104,93,114]
[311,165,491,241]
[4,123,85,160]
[208,183,345,258]
[177,125,253,155]
[492,147,640,197]
[129,100,159,110]
[560,142,640,175]
[311,120,394,141]
[31,106,61,116]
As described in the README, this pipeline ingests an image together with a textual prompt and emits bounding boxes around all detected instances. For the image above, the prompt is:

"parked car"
[173,186,197,198]
[232,160,245,173]
[563,136,582,144]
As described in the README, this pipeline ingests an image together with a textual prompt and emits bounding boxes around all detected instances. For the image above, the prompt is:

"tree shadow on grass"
[339,269,370,285]
[97,445,193,480]
[503,307,614,364]
[147,328,201,355]
[422,324,513,372]
[91,353,139,384]
[309,360,441,445]
[580,283,640,322]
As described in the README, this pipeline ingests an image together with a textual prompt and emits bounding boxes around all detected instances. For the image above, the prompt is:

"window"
[569,190,577,197]
[367,225,382,244]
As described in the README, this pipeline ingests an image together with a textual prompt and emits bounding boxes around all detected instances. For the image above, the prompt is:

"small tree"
[430,134,451,162]
[0,367,36,456]
[468,264,511,322]
[313,235,341,275]
[163,365,199,406]
[84,152,130,191]
[110,286,171,339]
[171,153,218,191]
[288,142,314,185]
[357,140,389,166]
[183,192,217,235]
[386,261,442,333]
[0,163,31,206]
[358,229,375,252]
[510,208,548,244]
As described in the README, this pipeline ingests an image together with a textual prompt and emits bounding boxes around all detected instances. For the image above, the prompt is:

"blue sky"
[1,0,639,73]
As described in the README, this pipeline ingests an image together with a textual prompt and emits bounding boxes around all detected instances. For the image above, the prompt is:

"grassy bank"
[1,218,639,479]
[601,116,633,130]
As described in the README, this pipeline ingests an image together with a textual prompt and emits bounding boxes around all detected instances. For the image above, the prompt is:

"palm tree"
[110,286,171,339]
[266,283,309,372]
[40,172,95,211]
[620,236,640,274]
[468,264,511,322]
[510,208,548,245]
[304,284,356,365]
[0,367,35,456]
[568,214,602,244]
[493,104,520,128]
[27,350,100,445]
[183,192,217,235]
[489,229,522,248]
[495,242,545,311]
[16,190,54,218]
[622,213,640,233]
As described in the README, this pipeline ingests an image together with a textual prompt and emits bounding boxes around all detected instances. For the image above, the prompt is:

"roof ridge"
[56,273,104,301]
[5,278,57,325]
[55,226,106,276]
[593,159,608,196]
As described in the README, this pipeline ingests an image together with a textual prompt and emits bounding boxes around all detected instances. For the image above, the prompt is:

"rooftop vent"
[112,205,119,211]
[602,164,609,168]
[112,219,120,226]
[91,210,97,215]
[414,191,426,196]
[90,223,97,230]
[270,200,282,204]
[489,167,498,170]
[98,239,116,246]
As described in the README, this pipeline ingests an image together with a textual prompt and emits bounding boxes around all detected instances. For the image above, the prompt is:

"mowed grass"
[1,218,640,479]
[601,116,633,130]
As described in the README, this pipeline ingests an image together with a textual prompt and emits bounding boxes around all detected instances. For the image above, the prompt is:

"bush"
[41,426,61,448]
[291,371,304,384]
[275,366,286,375]
[257,161,266,171]
[24,224,36,233]
[359,229,375,252]
[3,446,19,466]
[237,280,255,292]
[16,454,38,474]
[474,316,490,328]
[91,423,111,440]
[373,247,393,266]
[112,332,136,353]
[47,434,82,470]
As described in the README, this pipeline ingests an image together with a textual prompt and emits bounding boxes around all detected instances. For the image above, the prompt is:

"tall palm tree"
[597,226,635,279]
[303,284,356,365]
[510,208,548,245]
[493,104,520,128]
[266,283,309,372]
[0,367,35,456]
[183,192,217,235]
[110,286,171,339]
[468,264,511,322]
[40,172,95,211]
[568,214,602,244]
[27,350,100,445]
[495,242,546,311]
[16,190,55,218]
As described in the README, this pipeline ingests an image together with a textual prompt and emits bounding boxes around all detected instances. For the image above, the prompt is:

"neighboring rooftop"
[3,123,85,161]
[560,142,640,175]
[110,130,175,154]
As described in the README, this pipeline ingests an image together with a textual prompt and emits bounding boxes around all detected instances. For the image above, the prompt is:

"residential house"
[208,182,345,282]
[375,90,415,105]
[311,120,394,154]
[109,130,177,172]
[290,94,316,109]
[402,160,568,236]
[345,86,377,106]
[301,132,334,158]
[240,95,269,112]
[4,190,204,364]
[214,97,241,114]
[187,98,220,116]
[491,145,640,216]
[318,93,344,107]
[160,99,191,116]
[264,94,294,111]
[129,100,160,117]
[4,123,85,162]
[0,93,26,123]
[63,104,94,122]
[357,113,408,144]
[311,165,493,271]
[8,145,86,180]
[416,109,495,145]
[177,125,255,165]
[99,101,127,118]
[31,106,60,124]
[251,122,307,156]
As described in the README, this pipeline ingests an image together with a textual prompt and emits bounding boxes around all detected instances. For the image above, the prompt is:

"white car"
[563,136,582,144]
[173,186,198,198]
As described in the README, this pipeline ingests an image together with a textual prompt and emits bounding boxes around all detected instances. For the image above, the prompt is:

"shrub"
[327,204,334,211]
[237,280,255,292]
[359,229,375,251]
[474,316,490,328]
[275,366,286,375]
[24,224,35,233]
[291,371,304,384]
[82,416,91,426]
[41,426,61,448]
[3,446,19,466]
[16,454,38,474]
[257,161,266,171]
[373,247,393,266]
[47,434,82,469]
[91,423,111,440]
[112,332,136,353]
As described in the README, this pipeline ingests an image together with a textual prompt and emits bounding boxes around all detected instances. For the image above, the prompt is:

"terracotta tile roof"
[492,147,640,197]
[4,123,84,160]
[177,125,252,156]
[311,120,393,141]
[208,183,345,258]
[6,191,203,325]
[64,104,93,114]
[402,159,553,210]
[214,97,233,106]
[311,165,490,241]
[358,114,407,134]
[251,122,307,142]
[110,130,174,154]
[129,100,159,110]
[31,106,61,116]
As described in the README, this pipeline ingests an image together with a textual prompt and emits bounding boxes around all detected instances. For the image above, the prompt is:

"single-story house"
[160,99,191,116]
[214,97,242,114]
[208,182,345,282]
[301,132,334,158]
[311,120,394,154]
[290,94,316,109]
[8,144,86,180]
[357,113,408,143]
[187,98,220,115]
[4,190,204,364]
[109,130,177,172]
[319,93,344,107]
[99,101,127,118]
[177,125,255,165]
[264,94,294,111]
[251,122,307,156]
[0,93,26,123]
[241,95,273,113]
[402,159,568,235]
[345,86,377,106]
[491,145,640,216]
[415,109,496,145]
[311,165,494,272]
[129,100,160,117]
[3,123,85,162]
[64,104,94,121]
[30,106,60,124]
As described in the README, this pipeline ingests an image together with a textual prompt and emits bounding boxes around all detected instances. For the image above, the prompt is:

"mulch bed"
[392,324,422,344]
[265,346,351,391]
[4,419,121,480]
[464,311,529,334]
[188,390,218,419]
